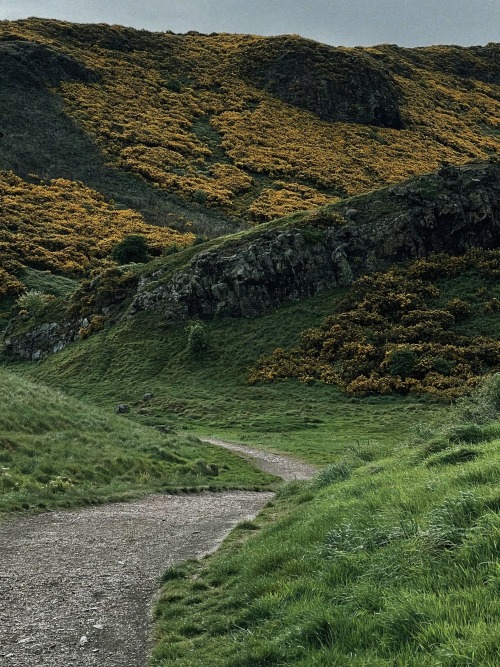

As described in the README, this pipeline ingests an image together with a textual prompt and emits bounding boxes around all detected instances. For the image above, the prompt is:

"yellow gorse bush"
[0,171,193,287]
[2,20,498,224]
[249,250,500,399]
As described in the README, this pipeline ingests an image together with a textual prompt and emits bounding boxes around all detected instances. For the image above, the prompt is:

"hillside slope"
[4,161,498,377]
[0,369,276,512]
[0,19,498,227]
[152,378,500,667]
[0,19,498,323]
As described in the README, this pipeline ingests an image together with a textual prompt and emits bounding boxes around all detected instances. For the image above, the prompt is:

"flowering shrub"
[0,171,193,292]
[2,21,498,224]
[249,250,500,399]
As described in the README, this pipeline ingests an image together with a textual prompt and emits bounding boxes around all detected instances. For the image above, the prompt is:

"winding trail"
[0,440,315,667]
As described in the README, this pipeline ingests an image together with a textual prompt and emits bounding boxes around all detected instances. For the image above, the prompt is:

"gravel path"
[0,440,315,667]
[201,438,317,481]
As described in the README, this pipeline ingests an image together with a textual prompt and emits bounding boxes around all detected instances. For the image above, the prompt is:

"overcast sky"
[0,0,498,47]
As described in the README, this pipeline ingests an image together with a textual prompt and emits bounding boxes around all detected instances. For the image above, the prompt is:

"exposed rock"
[143,393,155,402]
[3,321,78,361]
[130,162,500,320]
[4,163,500,361]
[116,404,130,414]
[237,36,405,129]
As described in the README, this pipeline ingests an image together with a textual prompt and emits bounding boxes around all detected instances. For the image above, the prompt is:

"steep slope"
[0,19,498,227]
[0,171,192,292]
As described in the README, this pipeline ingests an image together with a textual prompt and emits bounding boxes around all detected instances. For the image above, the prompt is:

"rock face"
[3,320,79,361]
[4,162,500,360]
[238,36,405,129]
[130,162,500,320]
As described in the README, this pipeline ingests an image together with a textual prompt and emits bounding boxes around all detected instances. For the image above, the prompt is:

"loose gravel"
[201,438,317,481]
[0,441,315,667]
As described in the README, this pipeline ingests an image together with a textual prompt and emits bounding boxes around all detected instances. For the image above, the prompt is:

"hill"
[0,368,276,513]
[4,161,499,399]
[0,19,500,220]
[0,20,498,229]
[0,19,498,322]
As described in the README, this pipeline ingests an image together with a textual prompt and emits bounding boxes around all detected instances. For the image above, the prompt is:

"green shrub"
[388,348,417,378]
[15,289,50,314]
[193,189,207,205]
[111,235,149,264]
[186,321,208,357]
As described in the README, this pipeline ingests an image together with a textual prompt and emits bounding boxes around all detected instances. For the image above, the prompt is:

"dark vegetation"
[250,250,500,398]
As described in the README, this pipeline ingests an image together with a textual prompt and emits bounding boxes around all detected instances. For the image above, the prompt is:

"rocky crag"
[129,161,500,316]
[3,161,499,361]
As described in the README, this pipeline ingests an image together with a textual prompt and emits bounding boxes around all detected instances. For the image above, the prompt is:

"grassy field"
[19,289,441,466]
[151,380,500,667]
[5,268,499,667]
[0,369,277,513]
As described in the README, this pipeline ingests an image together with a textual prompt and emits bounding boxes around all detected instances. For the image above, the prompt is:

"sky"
[0,0,498,47]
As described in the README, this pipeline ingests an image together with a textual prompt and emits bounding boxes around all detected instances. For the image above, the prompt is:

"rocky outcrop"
[4,162,500,360]
[237,36,405,129]
[131,229,349,319]
[3,320,79,361]
[130,162,500,320]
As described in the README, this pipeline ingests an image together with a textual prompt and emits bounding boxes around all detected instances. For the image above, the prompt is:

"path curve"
[0,440,315,666]
[201,438,317,481]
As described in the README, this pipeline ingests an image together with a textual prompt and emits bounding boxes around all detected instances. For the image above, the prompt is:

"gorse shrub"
[249,251,500,399]
[0,171,193,290]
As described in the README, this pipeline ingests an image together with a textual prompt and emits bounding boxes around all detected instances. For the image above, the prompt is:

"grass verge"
[151,380,500,667]
[0,369,277,514]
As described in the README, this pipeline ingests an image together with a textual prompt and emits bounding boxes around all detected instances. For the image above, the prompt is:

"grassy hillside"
[16,288,441,466]
[0,369,277,513]
[152,377,500,667]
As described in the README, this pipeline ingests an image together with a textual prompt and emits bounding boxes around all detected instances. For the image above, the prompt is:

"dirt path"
[0,441,315,667]
[201,438,317,481]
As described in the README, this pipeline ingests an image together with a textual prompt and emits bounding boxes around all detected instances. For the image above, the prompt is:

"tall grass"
[151,377,500,666]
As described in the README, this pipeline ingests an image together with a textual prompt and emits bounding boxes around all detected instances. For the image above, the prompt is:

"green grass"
[150,395,500,667]
[0,369,277,514]
[17,289,441,465]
